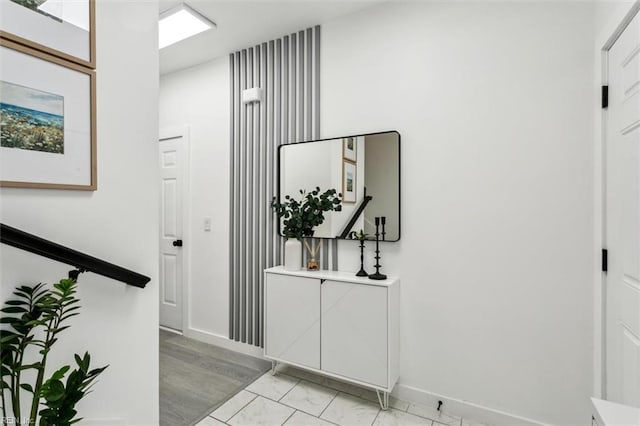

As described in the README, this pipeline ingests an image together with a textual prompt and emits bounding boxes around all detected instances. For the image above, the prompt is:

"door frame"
[597,1,640,399]
[159,126,191,333]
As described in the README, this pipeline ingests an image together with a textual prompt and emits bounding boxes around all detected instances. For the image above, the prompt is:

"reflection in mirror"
[10,0,90,30]
[279,131,400,241]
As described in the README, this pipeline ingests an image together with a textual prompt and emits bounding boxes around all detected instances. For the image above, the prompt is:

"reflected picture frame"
[342,159,356,204]
[343,137,356,162]
[0,0,95,69]
[0,38,97,190]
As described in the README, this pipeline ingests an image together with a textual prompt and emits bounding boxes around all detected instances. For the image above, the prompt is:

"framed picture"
[0,0,95,68]
[342,160,356,204]
[0,38,96,190]
[343,137,356,162]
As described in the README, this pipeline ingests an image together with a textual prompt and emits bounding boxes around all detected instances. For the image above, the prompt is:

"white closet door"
[607,10,640,407]
[159,136,185,332]
[265,274,320,369]
[321,280,387,387]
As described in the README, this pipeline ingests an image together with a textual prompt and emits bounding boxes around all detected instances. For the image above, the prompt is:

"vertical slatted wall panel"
[229,26,323,346]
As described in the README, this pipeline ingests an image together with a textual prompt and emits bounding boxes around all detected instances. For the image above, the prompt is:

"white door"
[159,134,186,332]
[264,273,320,369]
[606,11,640,407]
[321,281,387,387]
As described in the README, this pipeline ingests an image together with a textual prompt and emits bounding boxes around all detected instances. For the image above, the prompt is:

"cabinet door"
[321,280,387,387]
[265,273,320,369]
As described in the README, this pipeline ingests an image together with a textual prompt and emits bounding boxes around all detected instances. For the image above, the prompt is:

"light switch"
[204,217,212,231]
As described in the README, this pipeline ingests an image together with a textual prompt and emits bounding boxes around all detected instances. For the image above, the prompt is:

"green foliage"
[39,353,108,426]
[271,187,342,240]
[0,283,50,418]
[0,278,107,424]
[349,229,368,241]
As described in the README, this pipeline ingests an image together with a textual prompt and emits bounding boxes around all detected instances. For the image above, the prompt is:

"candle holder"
[381,216,386,241]
[369,217,387,280]
[349,230,368,277]
[356,238,368,277]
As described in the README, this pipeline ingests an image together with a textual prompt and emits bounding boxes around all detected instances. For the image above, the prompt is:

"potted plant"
[0,277,108,425]
[272,187,341,270]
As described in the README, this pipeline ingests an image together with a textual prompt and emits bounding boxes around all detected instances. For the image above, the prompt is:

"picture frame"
[342,160,357,204]
[0,0,95,69]
[343,136,356,162]
[0,38,97,190]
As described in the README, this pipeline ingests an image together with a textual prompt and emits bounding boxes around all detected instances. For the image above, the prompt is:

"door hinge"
[602,249,608,273]
[602,85,609,109]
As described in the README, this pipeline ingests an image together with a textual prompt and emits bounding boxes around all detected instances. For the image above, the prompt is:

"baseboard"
[178,327,543,424]
[159,325,182,335]
[393,383,549,426]
[81,419,127,425]
[183,326,266,359]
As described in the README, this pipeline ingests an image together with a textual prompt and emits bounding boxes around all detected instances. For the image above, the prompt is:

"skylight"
[159,3,216,50]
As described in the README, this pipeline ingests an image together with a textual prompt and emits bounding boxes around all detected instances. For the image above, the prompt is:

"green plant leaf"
[5,300,28,306]
[51,326,71,334]
[51,365,70,381]
[43,379,65,402]
[0,334,19,344]
[1,306,28,313]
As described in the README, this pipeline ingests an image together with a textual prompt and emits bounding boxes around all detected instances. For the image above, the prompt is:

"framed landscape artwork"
[0,39,96,190]
[343,137,356,162]
[342,160,356,204]
[0,0,95,68]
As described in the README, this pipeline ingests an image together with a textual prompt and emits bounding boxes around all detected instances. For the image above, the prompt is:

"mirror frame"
[276,130,401,242]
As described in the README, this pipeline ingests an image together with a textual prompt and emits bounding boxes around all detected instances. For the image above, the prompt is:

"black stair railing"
[338,195,374,239]
[0,223,150,288]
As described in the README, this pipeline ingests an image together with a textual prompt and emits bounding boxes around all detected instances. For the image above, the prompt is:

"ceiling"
[159,0,383,75]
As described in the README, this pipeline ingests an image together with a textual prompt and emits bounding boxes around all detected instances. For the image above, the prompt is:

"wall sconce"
[242,87,263,104]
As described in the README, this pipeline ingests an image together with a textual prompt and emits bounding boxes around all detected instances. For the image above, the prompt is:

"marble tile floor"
[195,366,487,426]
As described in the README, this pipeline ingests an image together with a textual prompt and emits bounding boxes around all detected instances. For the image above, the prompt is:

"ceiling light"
[159,3,216,50]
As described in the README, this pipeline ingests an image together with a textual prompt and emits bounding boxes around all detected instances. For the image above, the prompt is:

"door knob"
[172,239,183,247]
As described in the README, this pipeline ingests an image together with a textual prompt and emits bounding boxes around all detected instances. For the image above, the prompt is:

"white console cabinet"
[264,266,399,409]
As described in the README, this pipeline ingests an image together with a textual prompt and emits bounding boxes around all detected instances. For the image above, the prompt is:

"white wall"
[0,1,159,424]
[322,2,596,424]
[159,57,234,348]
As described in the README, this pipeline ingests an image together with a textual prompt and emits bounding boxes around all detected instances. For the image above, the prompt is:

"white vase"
[284,239,302,271]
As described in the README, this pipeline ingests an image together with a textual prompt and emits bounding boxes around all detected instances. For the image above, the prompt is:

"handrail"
[338,195,373,239]
[0,223,150,288]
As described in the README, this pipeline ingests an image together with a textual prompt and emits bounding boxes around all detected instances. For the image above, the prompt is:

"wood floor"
[159,329,271,426]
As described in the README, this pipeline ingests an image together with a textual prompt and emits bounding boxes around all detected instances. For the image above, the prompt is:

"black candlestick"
[381,216,386,241]
[369,217,387,280]
[356,239,368,277]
